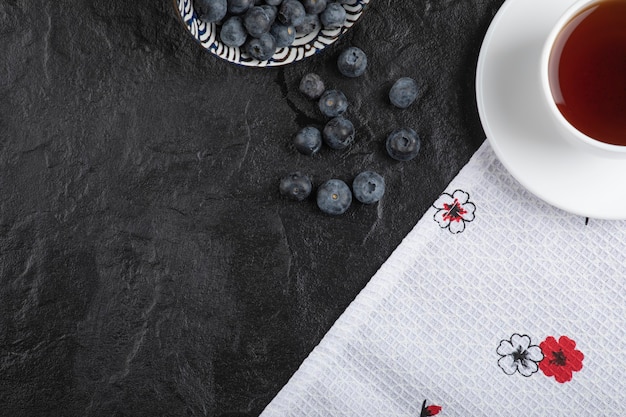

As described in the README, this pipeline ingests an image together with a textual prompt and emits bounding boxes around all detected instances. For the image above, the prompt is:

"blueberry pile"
[281,173,384,215]
[278,46,422,215]
[297,71,357,155]
[194,0,352,60]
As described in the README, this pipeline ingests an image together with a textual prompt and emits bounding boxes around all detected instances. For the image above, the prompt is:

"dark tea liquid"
[548,0,626,146]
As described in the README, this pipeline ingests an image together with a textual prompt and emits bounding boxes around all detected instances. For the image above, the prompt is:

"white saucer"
[476,0,626,220]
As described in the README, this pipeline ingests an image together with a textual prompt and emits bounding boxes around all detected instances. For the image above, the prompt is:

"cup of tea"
[540,0,626,155]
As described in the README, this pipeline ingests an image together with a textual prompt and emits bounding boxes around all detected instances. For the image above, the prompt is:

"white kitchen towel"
[260,140,626,417]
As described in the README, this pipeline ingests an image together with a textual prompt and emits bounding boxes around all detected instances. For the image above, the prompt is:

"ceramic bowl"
[173,0,371,67]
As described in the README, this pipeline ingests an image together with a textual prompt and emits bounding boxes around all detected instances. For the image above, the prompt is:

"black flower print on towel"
[497,333,544,377]
[433,189,475,234]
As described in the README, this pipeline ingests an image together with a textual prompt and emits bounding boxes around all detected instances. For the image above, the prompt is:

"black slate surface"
[0,0,504,415]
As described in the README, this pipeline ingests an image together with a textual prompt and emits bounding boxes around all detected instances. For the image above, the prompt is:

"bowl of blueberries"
[173,0,370,66]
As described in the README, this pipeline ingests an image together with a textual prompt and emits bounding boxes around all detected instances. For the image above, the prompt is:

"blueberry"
[389,77,419,109]
[195,0,227,22]
[245,32,277,60]
[337,46,367,78]
[318,89,348,117]
[279,172,312,201]
[317,179,352,215]
[293,126,322,155]
[299,73,325,100]
[337,0,358,3]
[227,0,254,14]
[220,16,247,47]
[265,0,282,5]
[301,0,326,15]
[352,171,385,204]
[386,128,421,161]
[278,0,306,26]
[270,24,296,47]
[260,4,277,24]
[320,3,346,28]
[294,13,321,35]
[244,6,272,37]
[323,117,355,150]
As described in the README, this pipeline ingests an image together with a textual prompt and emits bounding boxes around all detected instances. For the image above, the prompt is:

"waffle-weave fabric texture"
[260,141,626,417]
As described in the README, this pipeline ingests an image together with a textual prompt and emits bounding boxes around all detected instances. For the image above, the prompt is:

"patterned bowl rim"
[172,0,371,67]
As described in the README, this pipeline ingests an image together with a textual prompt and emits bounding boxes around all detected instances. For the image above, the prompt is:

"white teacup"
[540,0,626,156]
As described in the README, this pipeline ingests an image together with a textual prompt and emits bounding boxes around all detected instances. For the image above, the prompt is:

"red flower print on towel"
[539,335,584,383]
[433,190,475,234]
[420,400,442,416]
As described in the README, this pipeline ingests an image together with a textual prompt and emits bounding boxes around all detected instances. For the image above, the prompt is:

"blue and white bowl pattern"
[174,0,371,67]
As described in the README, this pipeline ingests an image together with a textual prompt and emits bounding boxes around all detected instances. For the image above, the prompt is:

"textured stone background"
[0,0,503,415]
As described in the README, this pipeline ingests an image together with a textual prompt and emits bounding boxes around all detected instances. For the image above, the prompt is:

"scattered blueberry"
[352,171,385,204]
[299,73,325,100]
[195,0,228,22]
[294,13,320,35]
[389,77,419,109]
[386,128,421,161]
[278,0,306,26]
[227,0,254,14]
[270,24,296,47]
[264,0,282,5]
[320,3,346,28]
[318,89,348,117]
[220,16,247,47]
[294,126,323,155]
[279,172,313,201]
[244,6,272,37]
[337,0,358,3]
[302,0,327,15]
[337,46,367,78]
[245,32,277,60]
[323,117,355,150]
[317,179,352,215]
